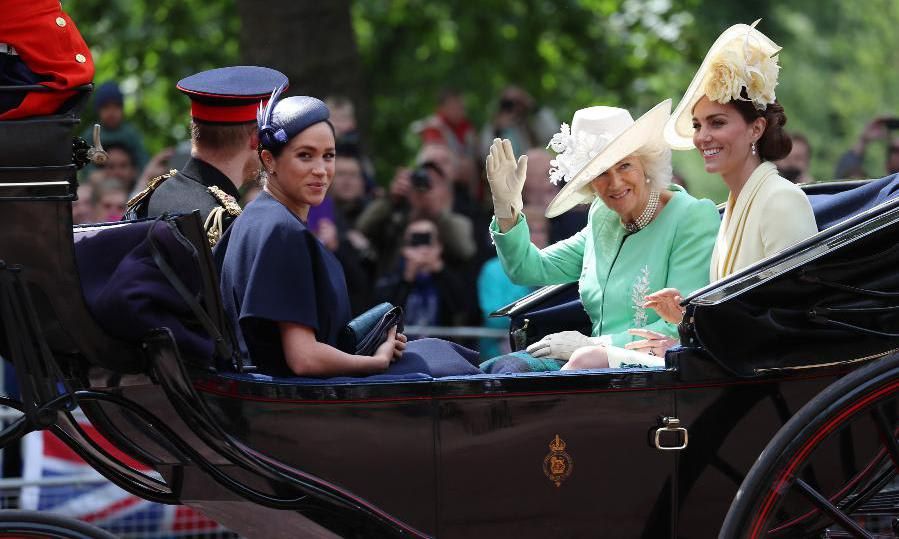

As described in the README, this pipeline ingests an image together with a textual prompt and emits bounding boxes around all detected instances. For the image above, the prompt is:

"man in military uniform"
[125,66,288,245]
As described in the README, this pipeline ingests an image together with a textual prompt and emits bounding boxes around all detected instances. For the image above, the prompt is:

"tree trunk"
[235,0,367,132]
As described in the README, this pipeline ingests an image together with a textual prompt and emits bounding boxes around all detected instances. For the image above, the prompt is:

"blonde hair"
[631,144,672,190]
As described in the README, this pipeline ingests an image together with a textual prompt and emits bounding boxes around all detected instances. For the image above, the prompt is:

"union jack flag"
[20,413,229,538]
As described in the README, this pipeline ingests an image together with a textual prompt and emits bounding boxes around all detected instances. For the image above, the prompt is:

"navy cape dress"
[216,191,480,378]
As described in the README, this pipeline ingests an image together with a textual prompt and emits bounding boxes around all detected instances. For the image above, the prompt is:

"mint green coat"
[491,186,720,346]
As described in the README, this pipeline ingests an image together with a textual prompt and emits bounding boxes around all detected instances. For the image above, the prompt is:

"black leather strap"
[145,217,234,362]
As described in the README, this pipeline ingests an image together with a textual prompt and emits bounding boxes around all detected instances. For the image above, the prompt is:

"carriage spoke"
[871,406,899,472]
[793,478,873,539]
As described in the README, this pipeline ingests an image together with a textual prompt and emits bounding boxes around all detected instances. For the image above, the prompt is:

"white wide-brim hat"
[663,21,781,150]
[544,99,671,218]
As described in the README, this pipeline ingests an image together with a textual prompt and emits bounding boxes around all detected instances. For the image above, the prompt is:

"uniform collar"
[180,157,241,200]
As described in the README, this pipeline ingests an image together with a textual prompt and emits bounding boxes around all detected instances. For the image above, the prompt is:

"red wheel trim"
[749,378,899,538]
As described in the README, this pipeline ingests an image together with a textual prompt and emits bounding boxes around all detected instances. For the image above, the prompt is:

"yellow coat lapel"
[710,162,778,281]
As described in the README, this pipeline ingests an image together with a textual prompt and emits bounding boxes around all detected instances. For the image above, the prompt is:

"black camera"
[408,231,432,246]
[409,161,443,192]
[499,97,518,112]
[410,166,431,191]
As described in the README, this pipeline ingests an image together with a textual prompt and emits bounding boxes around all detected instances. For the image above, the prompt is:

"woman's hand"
[624,328,679,357]
[643,288,686,324]
[394,332,407,360]
[389,168,412,203]
[526,331,610,360]
[373,326,407,367]
[486,138,527,221]
[372,326,400,370]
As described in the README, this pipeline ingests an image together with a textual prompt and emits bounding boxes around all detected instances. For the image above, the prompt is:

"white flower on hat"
[701,21,780,111]
[546,123,613,186]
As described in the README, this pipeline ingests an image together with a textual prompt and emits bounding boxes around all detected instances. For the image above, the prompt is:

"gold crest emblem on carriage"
[543,434,573,487]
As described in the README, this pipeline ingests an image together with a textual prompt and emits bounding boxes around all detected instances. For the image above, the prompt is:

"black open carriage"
[3,87,899,538]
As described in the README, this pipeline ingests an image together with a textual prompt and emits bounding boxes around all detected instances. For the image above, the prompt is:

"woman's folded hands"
[624,328,678,357]
[526,331,612,360]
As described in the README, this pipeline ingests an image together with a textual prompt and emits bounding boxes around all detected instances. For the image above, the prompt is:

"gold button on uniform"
[75,53,86,63]
[56,17,66,27]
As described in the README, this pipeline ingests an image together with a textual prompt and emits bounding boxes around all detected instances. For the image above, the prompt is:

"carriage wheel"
[720,352,899,539]
[0,510,118,539]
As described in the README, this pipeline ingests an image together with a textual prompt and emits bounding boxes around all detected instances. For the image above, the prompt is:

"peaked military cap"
[177,66,288,124]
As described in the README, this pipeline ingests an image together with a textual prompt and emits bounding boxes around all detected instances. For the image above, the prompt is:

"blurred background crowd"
[69,0,899,357]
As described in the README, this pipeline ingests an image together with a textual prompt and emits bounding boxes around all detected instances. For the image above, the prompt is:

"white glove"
[485,138,527,219]
[526,331,612,360]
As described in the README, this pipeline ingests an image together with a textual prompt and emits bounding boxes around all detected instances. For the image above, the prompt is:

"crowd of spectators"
[72,81,899,357]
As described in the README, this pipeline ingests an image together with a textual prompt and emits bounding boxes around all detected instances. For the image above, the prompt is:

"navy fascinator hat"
[258,84,330,151]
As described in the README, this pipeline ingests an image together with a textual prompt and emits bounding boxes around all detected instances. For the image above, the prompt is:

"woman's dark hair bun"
[758,101,791,161]
[732,97,792,162]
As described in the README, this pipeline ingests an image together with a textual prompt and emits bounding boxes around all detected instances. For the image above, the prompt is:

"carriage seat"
[73,212,236,371]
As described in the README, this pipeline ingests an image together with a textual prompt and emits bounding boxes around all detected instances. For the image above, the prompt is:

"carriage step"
[852,488,899,515]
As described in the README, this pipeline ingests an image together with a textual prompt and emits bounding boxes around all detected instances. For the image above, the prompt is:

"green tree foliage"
[773,0,899,181]
[354,0,706,181]
[66,0,899,200]
[67,0,240,150]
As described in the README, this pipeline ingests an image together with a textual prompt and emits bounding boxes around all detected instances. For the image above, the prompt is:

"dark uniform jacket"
[124,157,242,246]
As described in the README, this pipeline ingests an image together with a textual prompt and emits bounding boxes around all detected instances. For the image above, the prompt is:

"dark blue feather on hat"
[258,91,330,151]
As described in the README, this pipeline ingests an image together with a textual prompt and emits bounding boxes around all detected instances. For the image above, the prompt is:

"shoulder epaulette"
[206,185,242,217]
[125,169,178,210]
[204,186,243,247]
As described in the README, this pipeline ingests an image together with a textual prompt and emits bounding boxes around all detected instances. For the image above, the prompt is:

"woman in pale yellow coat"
[567,21,818,366]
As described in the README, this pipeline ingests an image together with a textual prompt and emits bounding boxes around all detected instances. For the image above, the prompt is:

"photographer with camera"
[835,116,899,179]
[356,144,477,278]
[374,218,473,337]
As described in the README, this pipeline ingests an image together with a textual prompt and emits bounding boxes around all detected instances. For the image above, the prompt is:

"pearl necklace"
[623,189,660,234]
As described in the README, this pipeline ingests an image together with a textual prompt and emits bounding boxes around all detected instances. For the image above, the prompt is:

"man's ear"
[249,130,260,150]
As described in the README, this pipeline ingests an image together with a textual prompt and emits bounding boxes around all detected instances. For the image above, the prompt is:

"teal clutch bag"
[337,302,404,356]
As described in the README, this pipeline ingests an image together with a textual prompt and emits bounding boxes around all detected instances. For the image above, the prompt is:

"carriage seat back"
[73,212,238,372]
[806,174,899,231]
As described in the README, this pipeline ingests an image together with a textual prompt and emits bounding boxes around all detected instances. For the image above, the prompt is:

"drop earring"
[645,177,650,184]
[751,142,757,156]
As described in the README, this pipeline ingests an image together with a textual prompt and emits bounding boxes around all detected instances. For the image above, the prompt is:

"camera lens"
[499,98,517,112]
[410,167,431,191]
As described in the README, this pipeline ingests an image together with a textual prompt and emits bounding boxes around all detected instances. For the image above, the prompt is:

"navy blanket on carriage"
[73,219,215,361]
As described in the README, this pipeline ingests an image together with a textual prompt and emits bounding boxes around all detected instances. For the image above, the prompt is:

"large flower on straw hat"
[702,32,780,110]
[743,46,780,108]
[704,48,745,104]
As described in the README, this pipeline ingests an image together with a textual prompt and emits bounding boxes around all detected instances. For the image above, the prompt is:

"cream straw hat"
[544,99,672,218]
[664,20,781,150]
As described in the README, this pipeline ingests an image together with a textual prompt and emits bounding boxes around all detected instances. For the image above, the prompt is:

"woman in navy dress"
[217,89,480,378]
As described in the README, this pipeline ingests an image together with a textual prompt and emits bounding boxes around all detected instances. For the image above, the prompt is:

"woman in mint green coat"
[480,99,720,373]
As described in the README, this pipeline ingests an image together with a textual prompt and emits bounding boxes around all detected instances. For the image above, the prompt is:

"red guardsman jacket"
[0,0,94,119]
